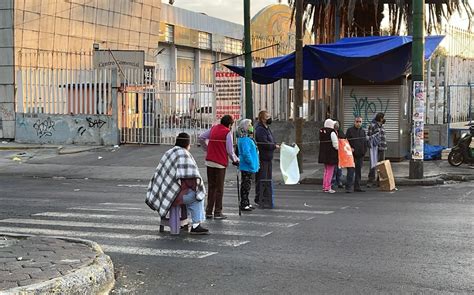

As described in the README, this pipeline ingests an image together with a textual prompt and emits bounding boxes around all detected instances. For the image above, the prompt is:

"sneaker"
[205,214,213,219]
[213,214,228,220]
[345,190,352,193]
[190,224,209,235]
[241,206,252,211]
[326,189,336,194]
[354,189,365,192]
[338,184,344,188]
[248,204,256,210]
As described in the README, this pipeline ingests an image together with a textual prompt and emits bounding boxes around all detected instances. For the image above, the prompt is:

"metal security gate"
[119,68,216,145]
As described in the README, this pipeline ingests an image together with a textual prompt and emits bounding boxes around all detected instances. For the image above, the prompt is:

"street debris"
[73,189,80,192]
[98,156,103,160]
[12,157,22,162]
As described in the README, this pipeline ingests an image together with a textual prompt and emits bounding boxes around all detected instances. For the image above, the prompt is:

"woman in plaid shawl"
[146,133,209,234]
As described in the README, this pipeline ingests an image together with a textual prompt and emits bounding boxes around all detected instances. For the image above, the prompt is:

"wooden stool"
[159,205,189,235]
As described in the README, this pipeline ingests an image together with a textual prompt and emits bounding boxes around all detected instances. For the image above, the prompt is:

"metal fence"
[119,67,217,145]
[16,68,112,115]
[447,84,473,124]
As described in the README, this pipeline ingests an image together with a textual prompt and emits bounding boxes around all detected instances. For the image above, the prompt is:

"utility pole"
[244,0,253,119]
[409,0,424,179]
[294,0,304,172]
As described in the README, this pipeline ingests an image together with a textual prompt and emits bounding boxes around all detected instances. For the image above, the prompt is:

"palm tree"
[289,0,473,43]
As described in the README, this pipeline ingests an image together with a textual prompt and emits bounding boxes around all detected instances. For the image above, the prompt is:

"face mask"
[266,118,272,125]
[248,126,254,134]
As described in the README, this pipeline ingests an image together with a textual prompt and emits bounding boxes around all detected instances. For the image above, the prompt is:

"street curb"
[0,145,58,150]
[57,146,107,155]
[0,233,115,295]
[0,144,106,155]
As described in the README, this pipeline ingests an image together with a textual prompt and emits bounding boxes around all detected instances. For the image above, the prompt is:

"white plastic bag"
[280,143,300,185]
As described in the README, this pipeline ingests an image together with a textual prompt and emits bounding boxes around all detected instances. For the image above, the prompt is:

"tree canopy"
[288,0,473,42]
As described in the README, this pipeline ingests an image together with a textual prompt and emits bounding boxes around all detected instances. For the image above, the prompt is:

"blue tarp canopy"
[225,36,444,84]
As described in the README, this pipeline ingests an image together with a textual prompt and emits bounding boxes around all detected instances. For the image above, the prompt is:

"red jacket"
[206,124,230,167]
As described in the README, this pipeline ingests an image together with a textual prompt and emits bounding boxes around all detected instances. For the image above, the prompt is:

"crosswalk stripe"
[0,219,272,237]
[69,207,126,212]
[0,226,250,247]
[100,202,335,215]
[224,207,335,215]
[119,183,319,193]
[101,245,217,259]
[33,212,298,228]
[117,184,148,188]
[68,207,312,220]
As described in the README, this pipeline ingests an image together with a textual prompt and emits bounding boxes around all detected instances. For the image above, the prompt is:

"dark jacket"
[368,120,387,151]
[346,126,367,158]
[255,122,277,161]
[318,127,338,164]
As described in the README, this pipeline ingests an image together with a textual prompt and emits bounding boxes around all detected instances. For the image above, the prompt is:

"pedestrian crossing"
[0,199,336,259]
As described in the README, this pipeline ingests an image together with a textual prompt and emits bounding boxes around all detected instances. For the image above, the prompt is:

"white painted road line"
[117,184,148,188]
[101,245,217,259]
[69,207,312,220]
[99,203,335,215]
[69,207,144,212]
[225,207,335,215]
[33,212,298,228]
[0,219,272,237]
[0,226,250,247]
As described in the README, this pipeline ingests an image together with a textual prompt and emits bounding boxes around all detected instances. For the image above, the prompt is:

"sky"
[163,0,280,25]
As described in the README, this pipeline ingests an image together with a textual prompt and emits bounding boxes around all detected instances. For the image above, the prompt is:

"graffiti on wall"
[33,117,55,138]
[350,89,390,128]
[86,117,106,128]
[77,117,107,136]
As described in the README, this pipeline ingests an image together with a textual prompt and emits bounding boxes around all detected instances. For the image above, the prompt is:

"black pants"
[368,150,385,183]
[255,160,273,208]
[206,166,226,215]
[346,156,364,191]
[240,171,253,208]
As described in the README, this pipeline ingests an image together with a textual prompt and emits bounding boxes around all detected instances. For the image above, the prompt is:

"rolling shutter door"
[342,85,400,142]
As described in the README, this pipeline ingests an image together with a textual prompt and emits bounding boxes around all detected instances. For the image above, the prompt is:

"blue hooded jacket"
[237,137,259,173]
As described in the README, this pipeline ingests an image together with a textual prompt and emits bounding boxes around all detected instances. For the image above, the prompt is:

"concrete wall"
[15,113,117,145]
[0,0,14,139]
[425,124,449,147]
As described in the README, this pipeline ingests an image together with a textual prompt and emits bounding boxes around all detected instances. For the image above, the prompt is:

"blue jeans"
[182,190,205,224]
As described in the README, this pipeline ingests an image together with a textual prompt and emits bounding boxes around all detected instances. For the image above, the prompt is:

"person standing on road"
[319,119,339,193]
[345,117,367,193]
[199,115,239,219]
[332,120,345,189]
[237,119,259,211]
[367,113,386,187]
[146,133,209,235]
[255,110,279,208]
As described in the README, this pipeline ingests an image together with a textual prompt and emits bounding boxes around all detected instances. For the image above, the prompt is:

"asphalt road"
[0,174,473,294]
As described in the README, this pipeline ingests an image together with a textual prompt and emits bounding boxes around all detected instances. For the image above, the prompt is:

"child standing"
[237,119,259,211]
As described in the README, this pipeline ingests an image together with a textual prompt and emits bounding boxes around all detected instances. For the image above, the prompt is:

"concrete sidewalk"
[0,143,473,185]
[0,234,114,294]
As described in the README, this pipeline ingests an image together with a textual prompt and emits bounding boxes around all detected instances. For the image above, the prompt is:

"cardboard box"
[376,160,396,191]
